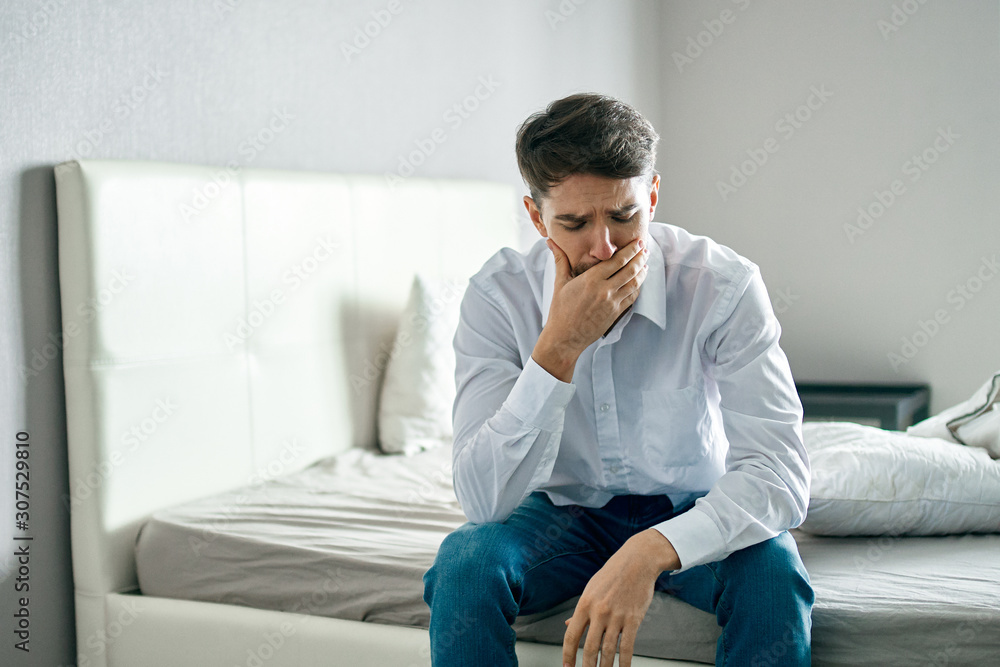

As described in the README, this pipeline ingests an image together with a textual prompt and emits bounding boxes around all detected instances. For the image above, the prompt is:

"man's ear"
[524,196,548,238]
[648,173,660,218]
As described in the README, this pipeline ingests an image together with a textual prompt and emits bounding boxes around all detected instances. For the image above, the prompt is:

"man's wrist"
[532,330,581,383]
[638,528,682,573]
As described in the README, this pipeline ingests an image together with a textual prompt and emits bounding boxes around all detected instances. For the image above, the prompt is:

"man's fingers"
[596,236,645,280]
[615,262,649,299]
[611,239,649,280]
[547,238,573,288]
[600,626,621,667]
[562,616,587,667]
[582,625,604,667]
[619,624,639,667]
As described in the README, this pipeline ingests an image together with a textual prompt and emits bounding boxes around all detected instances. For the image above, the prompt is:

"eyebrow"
[553,204,639,224]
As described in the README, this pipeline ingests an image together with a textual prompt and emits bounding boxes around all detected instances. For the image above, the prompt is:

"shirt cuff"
[652,504,727,574]
[504,355,576,432]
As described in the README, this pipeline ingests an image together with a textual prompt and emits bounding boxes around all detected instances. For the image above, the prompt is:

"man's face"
[524,172,659,277]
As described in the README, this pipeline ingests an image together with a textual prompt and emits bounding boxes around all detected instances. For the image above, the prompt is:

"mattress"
[135,445,1000,665]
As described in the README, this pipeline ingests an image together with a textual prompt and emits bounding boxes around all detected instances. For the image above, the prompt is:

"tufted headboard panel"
[54,159,518,603]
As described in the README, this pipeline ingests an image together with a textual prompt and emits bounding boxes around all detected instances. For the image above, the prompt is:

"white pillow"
[377,274,467,456]
[799,421,1000,536]
[907,370,1000,459]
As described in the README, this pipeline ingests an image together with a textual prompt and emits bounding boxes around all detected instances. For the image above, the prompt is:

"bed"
[55,159,1000,666]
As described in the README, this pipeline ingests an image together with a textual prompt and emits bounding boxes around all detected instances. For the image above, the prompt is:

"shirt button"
[600,403,610,412]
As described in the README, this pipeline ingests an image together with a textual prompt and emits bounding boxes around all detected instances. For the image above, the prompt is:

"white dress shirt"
[451,221,809,573]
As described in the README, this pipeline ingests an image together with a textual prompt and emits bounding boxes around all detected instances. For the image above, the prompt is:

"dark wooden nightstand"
[794,383,931,431]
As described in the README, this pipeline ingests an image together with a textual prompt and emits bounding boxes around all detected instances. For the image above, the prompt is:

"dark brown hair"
[515,93,659,202]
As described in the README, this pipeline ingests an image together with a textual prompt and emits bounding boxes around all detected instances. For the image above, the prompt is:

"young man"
[423,93,814,667]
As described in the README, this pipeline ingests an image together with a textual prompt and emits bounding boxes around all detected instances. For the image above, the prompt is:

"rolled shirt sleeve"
[652,267,810,573]
[451,280,576,524]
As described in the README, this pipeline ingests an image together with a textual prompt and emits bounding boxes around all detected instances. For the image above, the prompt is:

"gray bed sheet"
[135,445,1000,665]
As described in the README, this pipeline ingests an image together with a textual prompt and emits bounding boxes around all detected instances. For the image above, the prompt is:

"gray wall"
[0,1,997,665]
[657,0,1000,406]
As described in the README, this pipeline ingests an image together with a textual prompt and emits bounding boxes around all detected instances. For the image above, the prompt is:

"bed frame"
[55,159,706,667]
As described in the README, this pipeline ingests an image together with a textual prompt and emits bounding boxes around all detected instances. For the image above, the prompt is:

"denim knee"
[722,532,814,607]
[424,522,519,609]
[423,522,526,665]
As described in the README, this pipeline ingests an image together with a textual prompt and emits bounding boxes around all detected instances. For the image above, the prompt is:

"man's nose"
[589,223,616,261]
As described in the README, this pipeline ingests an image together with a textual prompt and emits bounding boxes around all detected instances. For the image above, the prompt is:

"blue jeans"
[422,491,813,666]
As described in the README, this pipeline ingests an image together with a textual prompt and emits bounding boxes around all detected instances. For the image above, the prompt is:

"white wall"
[655,0,1000,411]
[0,1,660,664]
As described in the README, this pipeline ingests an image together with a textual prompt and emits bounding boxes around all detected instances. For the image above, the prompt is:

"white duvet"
[801,421,1000,536]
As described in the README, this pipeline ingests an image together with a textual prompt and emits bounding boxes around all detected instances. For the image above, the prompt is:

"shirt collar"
[541,236,666,330]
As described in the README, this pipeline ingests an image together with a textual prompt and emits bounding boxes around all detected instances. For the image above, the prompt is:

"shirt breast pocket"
[640,386,713,467]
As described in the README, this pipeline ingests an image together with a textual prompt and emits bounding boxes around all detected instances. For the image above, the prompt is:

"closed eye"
[558,210,637,230]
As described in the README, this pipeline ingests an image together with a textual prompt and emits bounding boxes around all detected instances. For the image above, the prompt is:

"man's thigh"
[653,531,808,616]
[490,491,621,616]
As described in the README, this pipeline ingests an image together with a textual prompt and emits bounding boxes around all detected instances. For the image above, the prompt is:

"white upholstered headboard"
[54,159,518,649]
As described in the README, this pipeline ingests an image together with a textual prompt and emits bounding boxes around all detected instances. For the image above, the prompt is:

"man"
[422,93,813,667]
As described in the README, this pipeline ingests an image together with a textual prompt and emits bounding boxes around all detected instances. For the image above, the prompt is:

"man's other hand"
[532,237,649,382]
[561,529,679,667]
